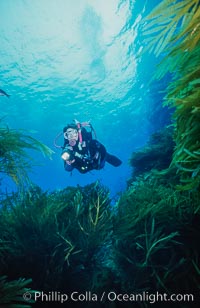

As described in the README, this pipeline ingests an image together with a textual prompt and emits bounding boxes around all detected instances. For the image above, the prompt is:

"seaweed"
[1,3,200,303]
[112,180,200,298]
[0,182,114,295]
[0,275,35,307]
[0,119,53,189]
[128,127,175,182]
[1,179,200,307]
[141,0,200,190]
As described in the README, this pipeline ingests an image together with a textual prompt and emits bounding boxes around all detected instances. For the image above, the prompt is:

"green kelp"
[1,180,200,307]
[142,0,200,190]
[112,180,200,300]
[0,182,114,296]
[128,127,177,185]
[0,276,34,307]
[0,119,53,189]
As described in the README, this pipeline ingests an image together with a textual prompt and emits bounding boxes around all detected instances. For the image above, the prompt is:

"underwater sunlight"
[0,0,165,196]
[0,0,199,307]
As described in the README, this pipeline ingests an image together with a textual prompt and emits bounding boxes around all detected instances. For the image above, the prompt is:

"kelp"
[112,180,200,296]
[1,178,200,306]
[142,0,200,190]
[0,276,34,307]
[0,182,114,294]
[143,0,200,57]
[128,127,178,186]
[0,119,54,188]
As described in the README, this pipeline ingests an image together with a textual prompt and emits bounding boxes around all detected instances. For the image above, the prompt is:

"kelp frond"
[0,120,54,187]
[112,180,200,292]
[0,182,113,292]
[142,0,200,190]
[0,276,34,307]
[143,0,200,57]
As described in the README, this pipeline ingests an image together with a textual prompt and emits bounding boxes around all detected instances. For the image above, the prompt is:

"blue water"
[0,0,170,197]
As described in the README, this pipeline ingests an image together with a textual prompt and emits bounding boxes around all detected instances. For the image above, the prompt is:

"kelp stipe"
[142,0,200,190]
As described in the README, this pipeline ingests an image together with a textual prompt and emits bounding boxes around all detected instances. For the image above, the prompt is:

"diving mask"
[64,128,78,146]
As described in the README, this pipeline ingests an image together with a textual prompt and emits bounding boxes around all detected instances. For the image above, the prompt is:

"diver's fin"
[106,153,122,167]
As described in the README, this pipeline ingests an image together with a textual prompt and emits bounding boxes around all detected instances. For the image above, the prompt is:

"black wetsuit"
[63,128,122,174]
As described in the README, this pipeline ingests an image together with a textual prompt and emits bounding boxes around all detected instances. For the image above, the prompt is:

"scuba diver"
[54,120,122,174]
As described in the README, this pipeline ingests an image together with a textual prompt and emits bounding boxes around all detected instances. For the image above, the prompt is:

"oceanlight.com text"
[23,290,195,304]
